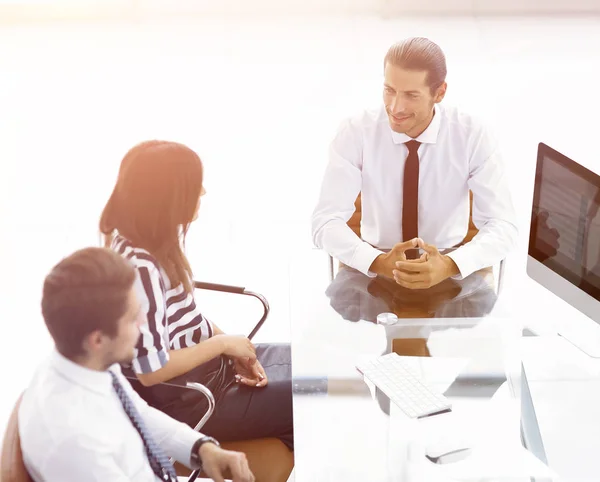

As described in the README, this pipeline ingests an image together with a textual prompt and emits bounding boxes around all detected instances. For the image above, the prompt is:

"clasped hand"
[219,335,268,387]
[233,357,268,387]
[377,238,459,289]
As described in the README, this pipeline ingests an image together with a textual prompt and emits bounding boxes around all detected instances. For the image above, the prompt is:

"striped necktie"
[110,371,178,482]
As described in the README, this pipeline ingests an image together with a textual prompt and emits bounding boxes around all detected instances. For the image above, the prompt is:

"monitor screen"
[529,143,600,301]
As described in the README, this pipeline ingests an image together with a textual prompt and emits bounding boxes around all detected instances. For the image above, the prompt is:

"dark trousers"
[137,343,294,451]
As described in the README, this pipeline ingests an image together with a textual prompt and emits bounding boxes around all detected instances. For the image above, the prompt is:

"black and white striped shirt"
[112,235,214,374]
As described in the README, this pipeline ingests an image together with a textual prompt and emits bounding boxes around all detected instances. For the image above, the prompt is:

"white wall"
[383,0,600,15]
[1,13,600,436]
[1,0,600,25]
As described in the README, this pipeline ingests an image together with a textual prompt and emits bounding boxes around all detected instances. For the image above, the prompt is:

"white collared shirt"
[311,103,519,279]
[18,350,203,482]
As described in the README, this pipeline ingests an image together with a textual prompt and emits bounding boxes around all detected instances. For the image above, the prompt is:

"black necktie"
[402,140,421,257]
[110,371,178,482]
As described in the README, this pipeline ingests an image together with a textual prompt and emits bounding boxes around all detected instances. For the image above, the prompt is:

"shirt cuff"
[352,243,384,277]
[168,425,205,468]
[445,247,476,281]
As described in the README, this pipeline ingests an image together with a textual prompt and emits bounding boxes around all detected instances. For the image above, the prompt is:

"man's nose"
[390,96,406,114]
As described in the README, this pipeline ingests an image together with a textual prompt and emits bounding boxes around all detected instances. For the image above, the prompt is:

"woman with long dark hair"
[99,141,294,460]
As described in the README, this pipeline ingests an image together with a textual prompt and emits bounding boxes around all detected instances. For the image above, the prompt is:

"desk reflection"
[324,267,506,415]
[325,266,498,323]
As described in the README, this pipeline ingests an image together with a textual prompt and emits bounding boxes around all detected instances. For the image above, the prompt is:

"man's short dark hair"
[41,247,137,359]
[384,37,447,93]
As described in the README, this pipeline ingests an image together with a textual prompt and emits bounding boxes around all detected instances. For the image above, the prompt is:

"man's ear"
[434,82,447,103]
[82,330,104,354]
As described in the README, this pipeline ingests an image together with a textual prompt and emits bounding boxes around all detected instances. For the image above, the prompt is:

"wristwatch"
[190,436,220,470]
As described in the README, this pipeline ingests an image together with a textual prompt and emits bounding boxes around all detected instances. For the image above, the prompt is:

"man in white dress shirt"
[312,37,518,289]
[18,247,254,482]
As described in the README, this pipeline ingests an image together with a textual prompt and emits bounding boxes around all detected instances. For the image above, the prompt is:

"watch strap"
[190,436,220,470]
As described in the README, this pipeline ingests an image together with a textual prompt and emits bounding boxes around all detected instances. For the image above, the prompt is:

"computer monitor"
[527,142,600,357]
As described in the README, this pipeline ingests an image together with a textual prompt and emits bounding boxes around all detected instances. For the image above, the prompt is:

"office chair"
[0,394,30,482]
[327,191,506,294]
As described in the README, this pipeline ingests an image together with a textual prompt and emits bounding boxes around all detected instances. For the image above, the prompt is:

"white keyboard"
[356,352,452,419]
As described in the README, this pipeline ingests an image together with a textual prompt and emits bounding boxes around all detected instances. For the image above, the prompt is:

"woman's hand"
[217,335,256,360]
[233,357,268,387]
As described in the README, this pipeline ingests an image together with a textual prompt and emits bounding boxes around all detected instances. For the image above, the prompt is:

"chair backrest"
[347,191,478,245]
[0,395,33,482]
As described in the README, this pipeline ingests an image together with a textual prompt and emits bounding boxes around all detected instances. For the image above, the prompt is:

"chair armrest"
[194,281,245,294]
[183,382,215,432]
[328,254,335,282]
[497,258,506,295]
[193,281,270,340]
[122,376,215,432]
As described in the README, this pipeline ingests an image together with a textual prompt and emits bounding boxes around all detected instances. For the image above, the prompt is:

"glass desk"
[289,255,555,481]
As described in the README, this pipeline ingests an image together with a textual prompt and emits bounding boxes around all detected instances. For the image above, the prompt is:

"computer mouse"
[425,438,472,464]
